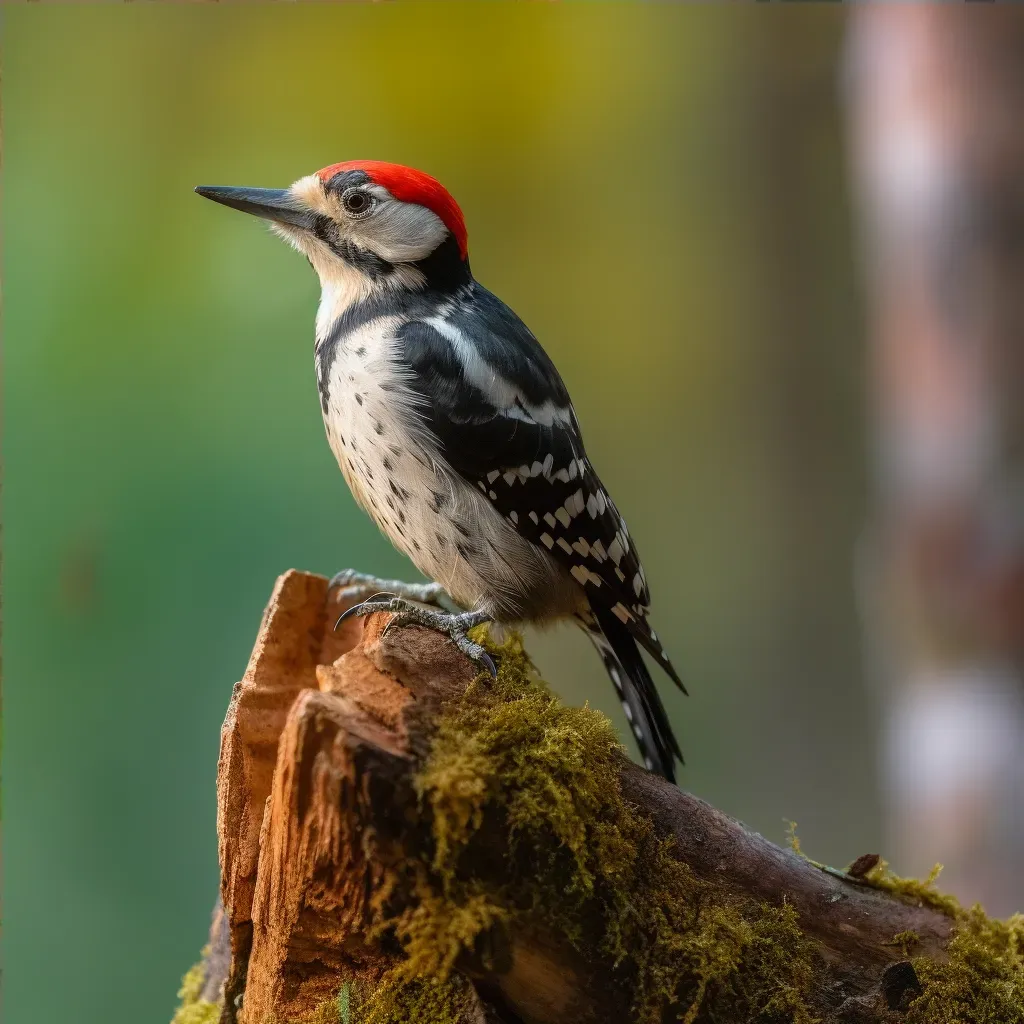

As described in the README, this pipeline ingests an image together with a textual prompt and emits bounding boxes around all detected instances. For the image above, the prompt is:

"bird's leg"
[328,568,457,611]
[335,598,496,677]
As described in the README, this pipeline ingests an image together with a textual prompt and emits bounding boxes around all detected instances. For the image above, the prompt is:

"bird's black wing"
[398,287,684,691]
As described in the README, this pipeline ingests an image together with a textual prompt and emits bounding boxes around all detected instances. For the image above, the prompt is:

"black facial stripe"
[311,214,393,278]
[333,237,392,277]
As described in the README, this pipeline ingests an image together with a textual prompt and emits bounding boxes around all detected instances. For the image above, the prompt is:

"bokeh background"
[7,6,1023,1024]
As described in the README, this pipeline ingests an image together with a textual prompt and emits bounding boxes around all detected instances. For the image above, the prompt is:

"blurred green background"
[6,5,866,1022]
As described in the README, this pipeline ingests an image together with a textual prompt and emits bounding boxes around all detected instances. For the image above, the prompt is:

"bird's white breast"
[316,316,575,619]
[318,315,429,538]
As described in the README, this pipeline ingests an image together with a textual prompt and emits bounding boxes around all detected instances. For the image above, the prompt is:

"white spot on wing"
[540,532,554,549]
[505,399,573,427]
[424,315,555,425]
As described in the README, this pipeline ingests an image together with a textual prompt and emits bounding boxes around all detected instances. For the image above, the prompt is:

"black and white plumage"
[195,161,685,781]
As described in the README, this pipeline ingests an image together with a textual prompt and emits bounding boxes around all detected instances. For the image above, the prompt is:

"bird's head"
[196,162,471,322]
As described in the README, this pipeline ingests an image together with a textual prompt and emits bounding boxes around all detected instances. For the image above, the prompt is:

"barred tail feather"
[581,606,683,783]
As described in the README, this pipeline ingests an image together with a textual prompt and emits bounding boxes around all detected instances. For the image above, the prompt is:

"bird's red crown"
[317,160,468,260]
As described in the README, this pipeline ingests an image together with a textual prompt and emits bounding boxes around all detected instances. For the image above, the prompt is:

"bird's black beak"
[194,185,315,230]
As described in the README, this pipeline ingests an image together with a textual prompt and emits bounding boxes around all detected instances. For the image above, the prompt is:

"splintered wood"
[215,570,476,1022]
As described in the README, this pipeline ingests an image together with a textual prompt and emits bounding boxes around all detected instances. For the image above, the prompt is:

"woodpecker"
[196,162,685,781]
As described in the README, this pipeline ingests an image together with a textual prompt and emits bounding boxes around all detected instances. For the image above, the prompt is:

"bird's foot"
[328,569,455,611]
[334,598,496,678]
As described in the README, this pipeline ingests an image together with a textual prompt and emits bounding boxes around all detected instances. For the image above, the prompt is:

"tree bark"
[180,569,963,1024]
[846,4,1024,918]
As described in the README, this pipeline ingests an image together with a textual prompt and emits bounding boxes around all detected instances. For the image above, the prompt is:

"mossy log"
[174,570,1022,1024]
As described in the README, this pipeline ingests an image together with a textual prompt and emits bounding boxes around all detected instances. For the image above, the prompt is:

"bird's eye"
[341,188,374,218]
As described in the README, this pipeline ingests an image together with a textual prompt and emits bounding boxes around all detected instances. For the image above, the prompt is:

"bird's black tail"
[580,605,683,783]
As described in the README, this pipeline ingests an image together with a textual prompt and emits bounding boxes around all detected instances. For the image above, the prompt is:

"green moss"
[785,820,804,858]
[856,859,1023,1020]
[377,630,820,1023]
[293,998,343,1024]
[902,908,1024,1023]
[887,930,921,958]
[862,858,962,917]
[342,972,478,1024]
[339,982,351,1024]
[170,953,220,1024]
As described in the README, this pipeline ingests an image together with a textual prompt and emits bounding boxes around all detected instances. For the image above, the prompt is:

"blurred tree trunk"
[846,5,1024,917]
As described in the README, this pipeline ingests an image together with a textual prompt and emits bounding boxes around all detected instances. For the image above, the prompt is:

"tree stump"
[172,570,1022,1024]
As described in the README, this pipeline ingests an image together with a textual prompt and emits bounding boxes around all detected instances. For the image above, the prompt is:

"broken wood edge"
[172,569,1024,1024]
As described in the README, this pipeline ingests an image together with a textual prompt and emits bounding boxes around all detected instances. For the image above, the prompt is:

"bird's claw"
[335,597,496,678]
[469,647,497,679]
[333,593,397,630]
[437,622,497,679]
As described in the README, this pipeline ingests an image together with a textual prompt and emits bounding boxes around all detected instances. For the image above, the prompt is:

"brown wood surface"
[194,570,954,1024]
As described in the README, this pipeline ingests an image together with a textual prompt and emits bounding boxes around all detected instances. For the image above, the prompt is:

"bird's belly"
[323,410,576,620]
[321,398,431,559]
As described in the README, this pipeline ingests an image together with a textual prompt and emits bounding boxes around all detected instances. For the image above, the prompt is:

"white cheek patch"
[350,199,449,264]
[286,174,450,266]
